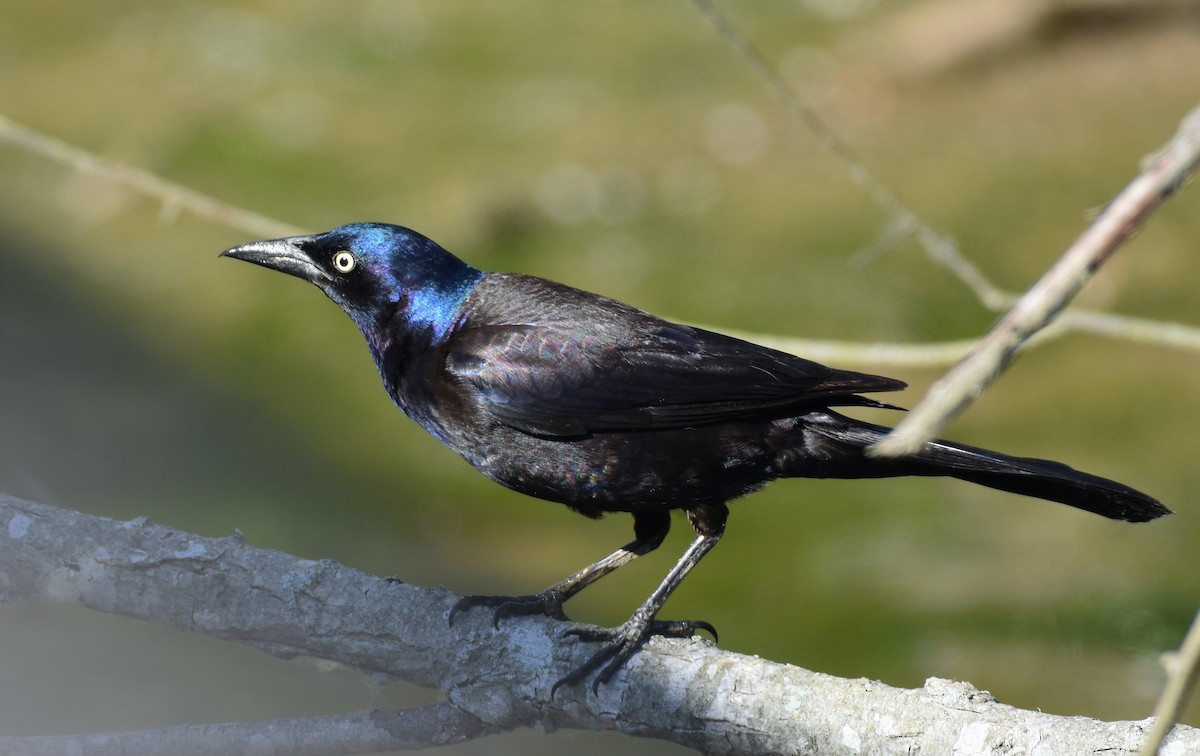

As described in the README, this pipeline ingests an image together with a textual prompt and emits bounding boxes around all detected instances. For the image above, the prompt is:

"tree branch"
[871,102,1200,456]
[0,114,304,240]
[2,492,1194,754]
[1140,606,1200,755]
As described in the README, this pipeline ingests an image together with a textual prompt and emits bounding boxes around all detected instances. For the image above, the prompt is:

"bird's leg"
[554,503,728,696]
[449,510,670,626]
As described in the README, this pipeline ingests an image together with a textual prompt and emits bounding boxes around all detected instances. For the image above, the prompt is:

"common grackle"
[222,222,1169,694]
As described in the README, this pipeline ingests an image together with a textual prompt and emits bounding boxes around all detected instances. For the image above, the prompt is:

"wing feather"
[445,319,904,436]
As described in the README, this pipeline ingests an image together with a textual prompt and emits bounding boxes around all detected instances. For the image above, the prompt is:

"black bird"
[222,222,1169,693]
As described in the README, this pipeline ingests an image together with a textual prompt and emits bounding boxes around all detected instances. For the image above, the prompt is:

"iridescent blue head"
[222,223,484,345]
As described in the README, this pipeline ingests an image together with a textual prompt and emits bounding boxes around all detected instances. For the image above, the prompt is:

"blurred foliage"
[1,0,1199,750]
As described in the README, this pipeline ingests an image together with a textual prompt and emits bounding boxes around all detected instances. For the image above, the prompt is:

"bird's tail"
[790,411,1170,523]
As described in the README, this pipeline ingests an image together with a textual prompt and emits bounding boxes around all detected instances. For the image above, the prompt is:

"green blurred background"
[2,1,1198,752]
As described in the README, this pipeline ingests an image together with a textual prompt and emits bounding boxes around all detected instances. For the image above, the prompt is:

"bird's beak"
[220,236,330,283]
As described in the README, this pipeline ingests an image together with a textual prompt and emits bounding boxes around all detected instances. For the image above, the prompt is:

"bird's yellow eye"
[332,251,357,273]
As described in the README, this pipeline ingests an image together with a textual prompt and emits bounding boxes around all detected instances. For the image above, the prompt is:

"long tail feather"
[798,412,1170,523]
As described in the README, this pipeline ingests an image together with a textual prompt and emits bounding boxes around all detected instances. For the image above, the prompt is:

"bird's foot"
[552,616,717,696]
[448,589,570,628]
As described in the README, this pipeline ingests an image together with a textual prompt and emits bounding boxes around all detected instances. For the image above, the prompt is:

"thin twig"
[689,0,956,265]
[1139,606,1200,755]
[690,0,1019,311]
[0,114,305,239]
[1060,308,1200,352]
[706,325,1067,369]
[871,103,1200,457]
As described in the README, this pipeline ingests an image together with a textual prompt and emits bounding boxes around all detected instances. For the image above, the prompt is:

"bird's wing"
[444,322,904,436]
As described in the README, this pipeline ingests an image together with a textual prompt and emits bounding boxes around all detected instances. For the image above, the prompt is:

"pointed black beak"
[220,236,330,284]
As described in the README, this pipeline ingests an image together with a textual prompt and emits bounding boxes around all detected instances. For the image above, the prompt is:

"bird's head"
[221,222,484,343]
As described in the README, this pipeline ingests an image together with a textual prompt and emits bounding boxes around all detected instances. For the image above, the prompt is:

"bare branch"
[1140,607,1200,755]
[689,0,954,263]
[872,103,1200,457]
[0,114,304,240]
[2,492,1195,754]
[1059,308,1200,352]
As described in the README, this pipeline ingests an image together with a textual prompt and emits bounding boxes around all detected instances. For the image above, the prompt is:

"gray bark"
[0,492,1192,755]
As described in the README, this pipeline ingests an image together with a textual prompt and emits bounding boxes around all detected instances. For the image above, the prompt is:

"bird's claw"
[448,589,569,628]
[552,617,718,696]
